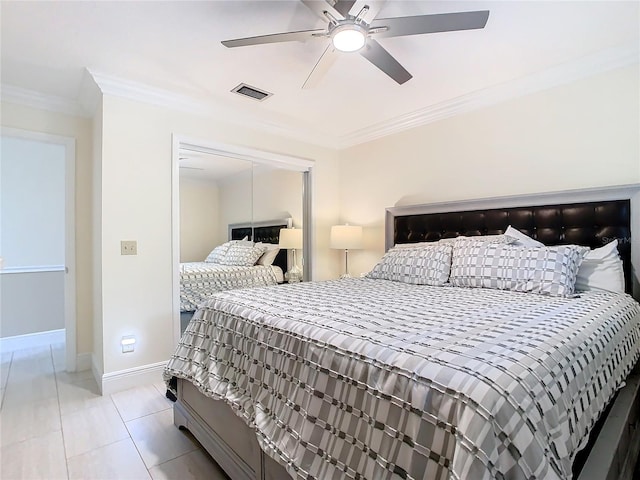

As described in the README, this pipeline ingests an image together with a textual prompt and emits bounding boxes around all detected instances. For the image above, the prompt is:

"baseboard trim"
[100,361,167,396]
[0,328,65,352]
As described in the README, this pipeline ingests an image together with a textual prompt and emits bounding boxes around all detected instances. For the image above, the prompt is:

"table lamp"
[330,224,363,278]
[278,227,303,282]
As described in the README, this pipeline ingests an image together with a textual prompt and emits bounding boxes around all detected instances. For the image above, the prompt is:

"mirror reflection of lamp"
[330,224,363,279]
[279,228,303,283]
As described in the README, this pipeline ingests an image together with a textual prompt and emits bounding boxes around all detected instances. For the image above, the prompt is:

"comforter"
[179,262,279,312]
[165,278,640,479]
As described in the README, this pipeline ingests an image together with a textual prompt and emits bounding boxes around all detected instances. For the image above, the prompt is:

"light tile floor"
[0,343,229,480]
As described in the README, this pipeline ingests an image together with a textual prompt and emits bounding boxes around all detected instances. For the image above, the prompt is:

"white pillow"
[505,225,544,247]
[575,239,625,293]
[256,243,280,266]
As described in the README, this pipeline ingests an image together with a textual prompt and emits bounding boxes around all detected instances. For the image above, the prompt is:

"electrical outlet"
[121,240,137,255]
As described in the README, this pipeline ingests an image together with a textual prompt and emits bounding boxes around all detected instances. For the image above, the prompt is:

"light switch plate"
[121,240,137,255]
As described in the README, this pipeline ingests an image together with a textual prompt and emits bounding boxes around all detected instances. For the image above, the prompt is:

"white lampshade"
[279,228,303,249]
[330,225,363,250]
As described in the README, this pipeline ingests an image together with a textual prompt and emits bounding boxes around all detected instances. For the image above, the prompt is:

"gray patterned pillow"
[366,244,452,286]
[219,243,267,266]
[450,239,588,297]
[205,242,232,264]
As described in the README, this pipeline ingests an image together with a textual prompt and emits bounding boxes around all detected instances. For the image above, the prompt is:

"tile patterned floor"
[0,343,229,480]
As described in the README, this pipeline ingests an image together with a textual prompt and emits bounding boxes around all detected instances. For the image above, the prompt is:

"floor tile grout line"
[0,350,13,410]
[152,447,202,470]
[51,343,71,480]
[116,388,196,475]
[112,388,153,478]
[117,402,173,424]
[64,436,137,462]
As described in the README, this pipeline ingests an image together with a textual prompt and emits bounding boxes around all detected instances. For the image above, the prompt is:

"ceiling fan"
[221,0,489,88]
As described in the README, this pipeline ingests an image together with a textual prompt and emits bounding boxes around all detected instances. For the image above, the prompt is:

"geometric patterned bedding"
[165,278,640,479]
[179,262,279,312]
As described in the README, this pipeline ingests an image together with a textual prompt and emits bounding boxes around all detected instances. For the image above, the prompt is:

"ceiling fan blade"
[332,1,357,17]
[301,0,346,22]
[359,38,412,84]
[302,43,339,89]
[371,10,489,39]
[346,1,386,23]
[222,28,326,48]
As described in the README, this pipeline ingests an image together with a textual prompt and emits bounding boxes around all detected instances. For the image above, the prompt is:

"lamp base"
[285,265,303,283]
[339,273,352,279]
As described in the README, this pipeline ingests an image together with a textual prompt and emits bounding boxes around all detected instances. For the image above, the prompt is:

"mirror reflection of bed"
[179,218,292,333]
[177,148,304,334]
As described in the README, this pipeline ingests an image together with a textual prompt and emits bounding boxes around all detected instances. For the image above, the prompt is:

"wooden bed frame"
[173,185,640,480]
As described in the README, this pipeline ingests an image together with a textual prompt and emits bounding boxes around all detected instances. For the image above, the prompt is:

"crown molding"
[0,84,90,118]
[337,42,639,149]
[3,42,636,150]
[87,69,339,149]
[88,69,211,117]
[76,69,102,117]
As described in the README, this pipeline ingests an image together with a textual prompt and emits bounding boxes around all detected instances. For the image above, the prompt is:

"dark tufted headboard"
[386,186,640,297]
[229,218,292,274]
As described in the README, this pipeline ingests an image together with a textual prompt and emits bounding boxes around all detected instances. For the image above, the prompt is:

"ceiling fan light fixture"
[331,24,367,52]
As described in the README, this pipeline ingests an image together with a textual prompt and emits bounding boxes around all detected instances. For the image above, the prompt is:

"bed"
[180,218,291,314]
[165,185,640,480]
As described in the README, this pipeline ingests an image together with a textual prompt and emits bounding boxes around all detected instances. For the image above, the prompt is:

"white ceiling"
[1,1,638,147]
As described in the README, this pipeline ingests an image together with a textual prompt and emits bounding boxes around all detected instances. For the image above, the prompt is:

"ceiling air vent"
[232,83,272,101]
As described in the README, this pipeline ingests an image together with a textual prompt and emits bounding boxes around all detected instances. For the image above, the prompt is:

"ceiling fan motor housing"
[330,22,368,52]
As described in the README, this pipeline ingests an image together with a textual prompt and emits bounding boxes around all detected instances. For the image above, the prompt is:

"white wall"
[179,177,220,262]
[338,65,640,276]
[1,136,65,267]
[0,102,94,355]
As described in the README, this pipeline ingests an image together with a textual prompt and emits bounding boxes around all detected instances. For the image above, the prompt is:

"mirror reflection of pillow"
[220,242,266,266]
[256,243,280,266]
[575,239,625,293]
[205,243,230,263]
[205,239,254,263]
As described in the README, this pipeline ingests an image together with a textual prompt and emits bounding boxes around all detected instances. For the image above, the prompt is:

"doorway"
[0,128,76,371]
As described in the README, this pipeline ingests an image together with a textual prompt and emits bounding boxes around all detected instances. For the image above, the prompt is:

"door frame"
[1,127,77,370]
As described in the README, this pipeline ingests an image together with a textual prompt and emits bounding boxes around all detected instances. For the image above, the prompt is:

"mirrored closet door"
[173,139,313,341]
